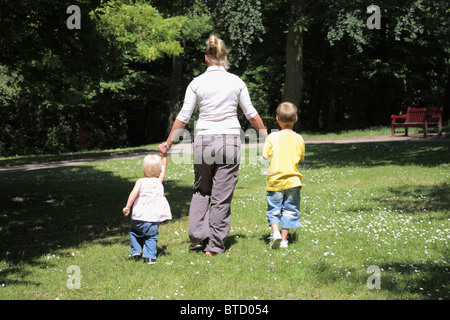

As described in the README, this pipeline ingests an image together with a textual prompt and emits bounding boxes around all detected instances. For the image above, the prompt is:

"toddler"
[123,154,172,264]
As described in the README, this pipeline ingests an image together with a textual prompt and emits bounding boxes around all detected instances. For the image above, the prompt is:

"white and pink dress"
[131,178,172,222]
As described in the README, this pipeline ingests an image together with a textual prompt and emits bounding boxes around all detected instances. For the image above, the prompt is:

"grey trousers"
[189,134,240,253]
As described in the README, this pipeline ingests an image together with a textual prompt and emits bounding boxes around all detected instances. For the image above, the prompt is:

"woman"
[158,34,267,256]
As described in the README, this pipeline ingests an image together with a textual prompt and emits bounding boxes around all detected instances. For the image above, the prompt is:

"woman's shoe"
[189,241,205,251]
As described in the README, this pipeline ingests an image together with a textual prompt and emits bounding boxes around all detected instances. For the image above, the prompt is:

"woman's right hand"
[158,142,168,156]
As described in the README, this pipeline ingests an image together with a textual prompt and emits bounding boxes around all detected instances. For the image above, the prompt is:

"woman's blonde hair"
[142,154,161,178]
[206,33,229,70]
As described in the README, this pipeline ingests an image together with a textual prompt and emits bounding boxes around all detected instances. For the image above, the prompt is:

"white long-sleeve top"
[176,66,259,135]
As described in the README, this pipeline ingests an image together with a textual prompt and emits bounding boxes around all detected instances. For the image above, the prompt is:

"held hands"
[158,141,170,156]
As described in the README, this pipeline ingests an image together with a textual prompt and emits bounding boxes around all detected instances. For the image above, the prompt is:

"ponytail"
[206,34,229,69]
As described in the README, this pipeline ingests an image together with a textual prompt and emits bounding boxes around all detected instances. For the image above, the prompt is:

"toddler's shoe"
[269,230,282,249]
[280,240,289,249]
[128,253,141,260]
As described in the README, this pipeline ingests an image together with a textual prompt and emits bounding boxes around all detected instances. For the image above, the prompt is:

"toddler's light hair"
[142,154,162,178]
[276,102,298,123]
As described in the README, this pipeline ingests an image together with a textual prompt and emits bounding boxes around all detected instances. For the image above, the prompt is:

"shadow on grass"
[307,182,449,299]
[305,141,450,169]
[378,183,450,218]
[341,182,450,221]
[375,260,450,299]
[0,164,193,286]
[307,256,449,299]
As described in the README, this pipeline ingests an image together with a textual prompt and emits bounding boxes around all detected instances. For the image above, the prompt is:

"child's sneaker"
[144,258,157,265]
[269,230,282,249]
[128,253,141,260]
[280,240,289,249]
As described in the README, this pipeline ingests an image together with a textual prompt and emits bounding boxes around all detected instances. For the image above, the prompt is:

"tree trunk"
[309,48,332,131]
[308,76,324,131]
[167,54,182,136]
[282,25,303,131]
[444,66,450,121]
[323,48,343,131]
[326,86,337,131]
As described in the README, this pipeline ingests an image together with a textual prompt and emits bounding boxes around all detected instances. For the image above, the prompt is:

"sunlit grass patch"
[0,140,449,300]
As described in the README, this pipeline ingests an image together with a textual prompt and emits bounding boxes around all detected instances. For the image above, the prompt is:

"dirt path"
[1,133,448,173]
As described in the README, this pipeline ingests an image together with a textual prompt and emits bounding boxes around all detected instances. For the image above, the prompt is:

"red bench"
[391,106,444,137]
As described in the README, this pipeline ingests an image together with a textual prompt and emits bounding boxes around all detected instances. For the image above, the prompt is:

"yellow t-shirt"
[262,130,305,191]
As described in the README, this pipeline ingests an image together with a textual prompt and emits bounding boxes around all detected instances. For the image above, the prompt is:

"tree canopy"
[0,0,449,156]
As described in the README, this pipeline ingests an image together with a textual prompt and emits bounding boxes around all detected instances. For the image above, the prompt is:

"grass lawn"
[0,134,449,301]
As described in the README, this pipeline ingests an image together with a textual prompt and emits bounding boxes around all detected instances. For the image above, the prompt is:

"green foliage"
[0,0,117,156]
[207,0,265,67]
[326,7,367,52]
[241,64,282,129]
[0,66,22,106]
[0,0,212,156]
[92,1,186,62]
[0,0,449,156]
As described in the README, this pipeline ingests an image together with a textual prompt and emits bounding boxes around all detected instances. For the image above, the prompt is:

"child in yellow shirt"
[262,102,305,249]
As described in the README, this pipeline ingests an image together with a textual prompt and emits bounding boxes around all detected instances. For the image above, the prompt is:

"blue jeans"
[129,220,159,260]
[266,186,301,229]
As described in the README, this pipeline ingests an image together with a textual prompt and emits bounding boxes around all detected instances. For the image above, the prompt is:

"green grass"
[0,136,449,300]
[0,144,159,166]
[301,125,392,139]
[300,122,449,139]
[1,123,446,166]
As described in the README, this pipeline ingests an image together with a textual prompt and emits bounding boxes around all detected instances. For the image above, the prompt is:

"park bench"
[391,106,444,137]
